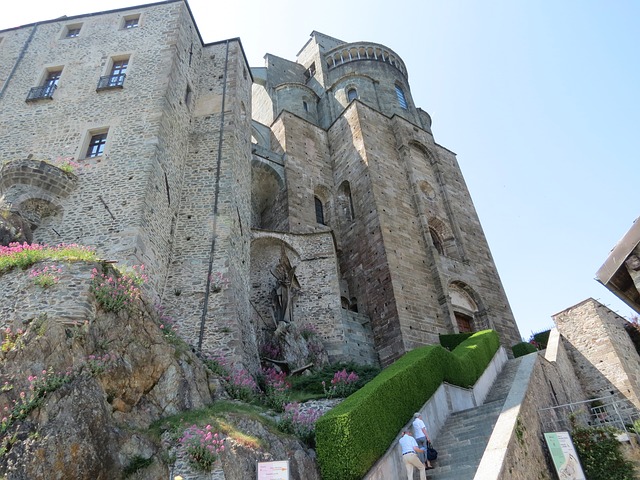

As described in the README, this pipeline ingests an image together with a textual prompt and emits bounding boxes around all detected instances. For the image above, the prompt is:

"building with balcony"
[0,1,521,370]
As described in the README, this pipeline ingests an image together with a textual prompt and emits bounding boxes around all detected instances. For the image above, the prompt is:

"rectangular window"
[123,15,140,29]
[64,24,82,38]
[43,70,62,94]
[26,68,62,101]
[97,57,129,90]
[86,132,108,158]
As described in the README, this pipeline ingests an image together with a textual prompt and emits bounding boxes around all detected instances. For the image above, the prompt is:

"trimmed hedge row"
[315,330,500,480]
[512,341,537,358]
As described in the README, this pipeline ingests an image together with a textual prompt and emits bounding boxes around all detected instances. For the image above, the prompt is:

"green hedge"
[512,341,537,358]
[315,330,500,480]
[533,330,551,349]
[439,332,474,351]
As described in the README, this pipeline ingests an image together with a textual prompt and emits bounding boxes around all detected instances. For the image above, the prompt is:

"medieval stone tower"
[0,1,520,369]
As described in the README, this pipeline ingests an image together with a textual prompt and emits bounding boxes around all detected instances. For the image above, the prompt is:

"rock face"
[0,263,319,479]
[0,209,32,246]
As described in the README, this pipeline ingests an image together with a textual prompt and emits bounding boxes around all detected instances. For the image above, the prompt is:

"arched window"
[314,196,325,225]
[395,84,408,109]
[347,88,358,102]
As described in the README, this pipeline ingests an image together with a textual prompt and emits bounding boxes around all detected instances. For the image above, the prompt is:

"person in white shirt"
[399,430,427,480]
[412,413,433,468]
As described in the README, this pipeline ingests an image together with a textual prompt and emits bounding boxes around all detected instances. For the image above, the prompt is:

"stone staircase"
[427,357,523,480]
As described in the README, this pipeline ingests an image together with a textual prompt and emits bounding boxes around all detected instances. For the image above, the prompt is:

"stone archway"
[449,281,487,333]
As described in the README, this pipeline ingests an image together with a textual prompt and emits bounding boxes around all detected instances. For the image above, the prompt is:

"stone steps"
[425,357,522,480]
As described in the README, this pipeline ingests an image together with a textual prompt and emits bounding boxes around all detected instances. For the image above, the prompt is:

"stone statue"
[270,245,300,326]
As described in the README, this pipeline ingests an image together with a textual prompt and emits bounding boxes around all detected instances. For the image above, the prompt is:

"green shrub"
[512,341,537,358]
[439,332,474,351]
[315,330,499,480]
[533,330,551,349]
[571,426,634,480]
[289,362,380,395]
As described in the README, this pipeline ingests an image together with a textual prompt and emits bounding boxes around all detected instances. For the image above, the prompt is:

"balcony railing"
[96,73,126,91]
[25,85,56,101]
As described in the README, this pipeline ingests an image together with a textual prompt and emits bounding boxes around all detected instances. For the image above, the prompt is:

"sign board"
[544,431,586,480]
[257,460,290,480]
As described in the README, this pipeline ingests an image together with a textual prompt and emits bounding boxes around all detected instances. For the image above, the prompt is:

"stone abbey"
[0,0,521,370]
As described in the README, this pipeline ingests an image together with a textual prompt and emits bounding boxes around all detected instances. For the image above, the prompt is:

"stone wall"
[553,298,640,414]
[250,230,347,360]
[0,1,186,283]
[476,330,587,480]
[159,35,256,369]
[0,261,98,330]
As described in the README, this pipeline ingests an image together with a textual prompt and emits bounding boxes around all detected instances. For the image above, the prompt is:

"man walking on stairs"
[399,430,427,480]
[412,412,434,469]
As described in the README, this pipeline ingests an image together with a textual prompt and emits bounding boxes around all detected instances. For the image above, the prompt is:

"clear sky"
[2,0,638,339]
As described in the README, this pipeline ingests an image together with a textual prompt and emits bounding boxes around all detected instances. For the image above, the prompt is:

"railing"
[325,43,407,78]
[25,84,56,101]
[538,394,640,434]
[96,74,126,91]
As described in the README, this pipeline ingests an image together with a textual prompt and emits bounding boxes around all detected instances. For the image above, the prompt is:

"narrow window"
[430,227,444,255]
[123,16,140,29]
[303,101,308,112]
[86,132,108,158]
[347,88,358,102]
[395,84,408,109]
[314,196,325,225]
[185,84,192,106]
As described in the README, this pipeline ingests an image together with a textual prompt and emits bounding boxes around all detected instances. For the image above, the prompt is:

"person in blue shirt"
[399,430,427,480]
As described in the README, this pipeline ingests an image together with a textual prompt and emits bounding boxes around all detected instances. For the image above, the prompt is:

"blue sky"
[3,1,638,339]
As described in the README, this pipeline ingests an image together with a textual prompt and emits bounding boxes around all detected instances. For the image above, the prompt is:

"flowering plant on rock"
[180,424,225,472]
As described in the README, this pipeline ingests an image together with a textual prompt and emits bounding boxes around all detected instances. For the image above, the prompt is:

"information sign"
[544,431,586,480]
[257,460,289,480]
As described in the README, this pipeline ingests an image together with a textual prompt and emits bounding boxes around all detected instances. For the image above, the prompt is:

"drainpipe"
[0,23,38,100]
[198,39,230,352]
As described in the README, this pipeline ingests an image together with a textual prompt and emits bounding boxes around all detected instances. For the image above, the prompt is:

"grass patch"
[0,243,97,274]
[148,401,272,449]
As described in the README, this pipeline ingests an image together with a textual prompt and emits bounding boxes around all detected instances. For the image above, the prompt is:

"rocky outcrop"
[0,262,319,479]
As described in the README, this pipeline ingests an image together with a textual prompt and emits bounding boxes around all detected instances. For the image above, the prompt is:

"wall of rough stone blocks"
[0,261,99,331]
[481,334,587,480]
[271,112,334,235]
[250,230,349,360]
[341,310,379,365]
[159,36,256,369]
[553,298,640,414]
[0,1,186,286]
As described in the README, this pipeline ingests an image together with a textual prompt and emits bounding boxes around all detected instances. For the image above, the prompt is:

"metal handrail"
[25,84,56,101]
[96,73,126,90]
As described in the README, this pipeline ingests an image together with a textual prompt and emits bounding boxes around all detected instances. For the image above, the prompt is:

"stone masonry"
[553,298,640,415]
[1,2,521,370]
